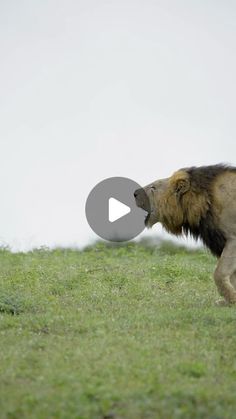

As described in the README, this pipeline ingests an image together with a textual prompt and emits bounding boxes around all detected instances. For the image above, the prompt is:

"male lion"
[134,164,236,305]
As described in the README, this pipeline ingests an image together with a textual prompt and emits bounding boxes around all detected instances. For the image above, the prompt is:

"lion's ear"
[170,171,190,197]
[175,178,190,196]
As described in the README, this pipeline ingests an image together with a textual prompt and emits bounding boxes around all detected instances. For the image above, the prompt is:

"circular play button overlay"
[85,177,146,242]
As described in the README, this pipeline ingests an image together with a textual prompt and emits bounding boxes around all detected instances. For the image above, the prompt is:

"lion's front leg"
[214,239,236,305]
[230,272,236,290]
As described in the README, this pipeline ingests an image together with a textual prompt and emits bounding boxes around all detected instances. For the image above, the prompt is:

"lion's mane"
[157,165,236,257]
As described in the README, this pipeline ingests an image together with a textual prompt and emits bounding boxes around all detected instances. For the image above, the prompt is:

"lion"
[134,164,236,305]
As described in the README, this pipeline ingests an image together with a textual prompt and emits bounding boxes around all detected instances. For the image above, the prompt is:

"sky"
[0,0,236,251]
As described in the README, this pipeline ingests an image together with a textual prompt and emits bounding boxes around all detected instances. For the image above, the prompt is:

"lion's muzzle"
[134,187,158,227]
[134,188,150,211]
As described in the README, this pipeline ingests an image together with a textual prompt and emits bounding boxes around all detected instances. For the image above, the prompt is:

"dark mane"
[181,164,236,257]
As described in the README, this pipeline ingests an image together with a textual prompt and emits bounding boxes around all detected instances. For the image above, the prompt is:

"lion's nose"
[134,189,140,198]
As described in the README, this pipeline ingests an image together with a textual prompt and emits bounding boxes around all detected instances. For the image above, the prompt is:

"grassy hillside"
[0,241,236,419]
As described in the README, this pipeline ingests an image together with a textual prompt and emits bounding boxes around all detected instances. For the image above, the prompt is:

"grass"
[0,240,236,418]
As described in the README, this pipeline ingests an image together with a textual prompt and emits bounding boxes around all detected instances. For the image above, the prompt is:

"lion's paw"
[215,299,229,306]
[215,298,236,306]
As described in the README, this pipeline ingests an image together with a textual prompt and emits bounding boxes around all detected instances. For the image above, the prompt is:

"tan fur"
[158,171,210,235]
[135,166,236,305]
[213,172,236,235]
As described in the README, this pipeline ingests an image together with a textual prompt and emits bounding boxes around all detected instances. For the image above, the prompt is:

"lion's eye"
[150,186,156,191]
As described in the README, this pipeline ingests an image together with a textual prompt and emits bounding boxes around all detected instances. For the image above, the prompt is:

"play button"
[109,198,130,222]
[85,177,147,242]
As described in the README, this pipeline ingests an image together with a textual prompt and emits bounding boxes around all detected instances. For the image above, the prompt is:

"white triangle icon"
[109,198,131,223]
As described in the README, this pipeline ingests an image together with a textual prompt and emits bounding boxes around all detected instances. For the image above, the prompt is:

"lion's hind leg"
[214,239,236,305]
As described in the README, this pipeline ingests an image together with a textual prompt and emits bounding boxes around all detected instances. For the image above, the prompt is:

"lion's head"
[134,169,210,236]
[135,163,236,304]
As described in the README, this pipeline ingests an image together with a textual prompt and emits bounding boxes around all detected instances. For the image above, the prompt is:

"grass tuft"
[0,294,24,315]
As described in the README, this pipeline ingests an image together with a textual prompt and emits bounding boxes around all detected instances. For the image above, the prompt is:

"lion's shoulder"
[178,164,236,257]
[182,164,236,191]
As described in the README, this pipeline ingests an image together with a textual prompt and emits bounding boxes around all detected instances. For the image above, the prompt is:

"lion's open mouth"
[135,204,151,226]
[135,203,151,226]
[134,188,153,226]
[144,212,151,226]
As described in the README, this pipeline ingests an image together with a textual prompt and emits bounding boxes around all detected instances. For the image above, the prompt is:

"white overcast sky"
[0,0,236,251]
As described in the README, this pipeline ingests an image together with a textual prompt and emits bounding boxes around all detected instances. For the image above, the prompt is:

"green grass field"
[1,240,236,419]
